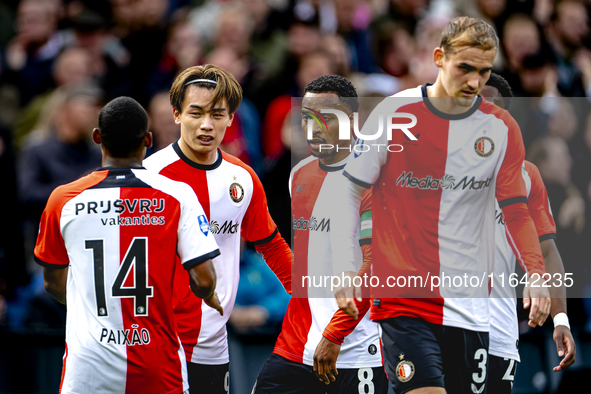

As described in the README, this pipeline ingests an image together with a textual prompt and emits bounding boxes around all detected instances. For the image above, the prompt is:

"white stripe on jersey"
[489,164,533,361]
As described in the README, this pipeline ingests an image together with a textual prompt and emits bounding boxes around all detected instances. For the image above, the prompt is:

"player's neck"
[102,156,143,168]
[319,146,350,166]
[427,82,476,115]
[178,138,218,165]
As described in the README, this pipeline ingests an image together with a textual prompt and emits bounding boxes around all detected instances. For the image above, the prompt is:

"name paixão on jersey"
[100,324,151,346]
[396,171,492,191]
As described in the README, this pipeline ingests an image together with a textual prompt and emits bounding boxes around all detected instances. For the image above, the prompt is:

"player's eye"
[302,114,310,120]
[480,69,491,76]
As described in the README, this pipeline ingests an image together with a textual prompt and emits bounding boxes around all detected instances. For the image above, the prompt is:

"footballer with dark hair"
[253,75,388,394]
[35,96,222,393]
[482,73,576,393]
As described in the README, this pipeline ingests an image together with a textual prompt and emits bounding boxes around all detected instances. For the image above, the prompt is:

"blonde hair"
[170,64,243,114]
[440,16,498,55]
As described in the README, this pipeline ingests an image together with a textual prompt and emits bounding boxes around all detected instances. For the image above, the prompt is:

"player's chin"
[310,148,333,158]
[455,96,476,107]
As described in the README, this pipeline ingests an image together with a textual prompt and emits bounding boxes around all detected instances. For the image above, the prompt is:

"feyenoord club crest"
[229,182,244,203]
[474,136,494,157]
[396,355,415,382]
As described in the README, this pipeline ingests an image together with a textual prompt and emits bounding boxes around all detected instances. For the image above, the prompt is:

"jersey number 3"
[85,238,154,317]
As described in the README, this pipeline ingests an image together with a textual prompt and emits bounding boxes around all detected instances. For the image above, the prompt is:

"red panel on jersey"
[524,161,556,238]
[222,151,277,244]
[160,160,209,361]
[119,187,184,393]
[478,102,528,204]
[370,102,446,323]
[274,160,327,362]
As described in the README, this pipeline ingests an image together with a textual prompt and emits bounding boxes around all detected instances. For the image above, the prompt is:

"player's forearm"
[255,232,292,293]
[43,266,68,304]
[331,180,365,275]
[541,239,568,317]
[502,202,546,276]
[188,260,216,299]
[323,297,371,345]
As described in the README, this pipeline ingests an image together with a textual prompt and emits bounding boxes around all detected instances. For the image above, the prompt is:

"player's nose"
[201,115,214,130]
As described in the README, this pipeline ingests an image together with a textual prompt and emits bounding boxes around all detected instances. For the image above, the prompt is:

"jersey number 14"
[85,238,154,317]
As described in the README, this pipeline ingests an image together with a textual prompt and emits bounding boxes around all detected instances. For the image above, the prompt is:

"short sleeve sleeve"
[34,189,70,269]
[343,102,390,188]
[177,186,220,270]
[241,171,278,244]
[496,117,527,207]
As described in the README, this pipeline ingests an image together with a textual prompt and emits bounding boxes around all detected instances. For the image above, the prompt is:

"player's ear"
[173,108,181,125]
[434,47,444,68]
[227,112,234,127]
[92,128,101,145]
[144,131,153,149]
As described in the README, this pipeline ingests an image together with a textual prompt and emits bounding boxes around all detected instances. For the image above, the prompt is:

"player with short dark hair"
[333,16,551,394]
[482,73,575,393]
[144,65,292,394]
[35,96,222,394]
[253,75,388,394]
[481,72,513,110]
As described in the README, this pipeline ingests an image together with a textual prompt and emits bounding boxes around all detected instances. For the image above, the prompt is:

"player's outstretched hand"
[553,325,576,371]
[313,336,340,385]
[204,292,224,316]
[522,275,551,327]
[334,271,362,320]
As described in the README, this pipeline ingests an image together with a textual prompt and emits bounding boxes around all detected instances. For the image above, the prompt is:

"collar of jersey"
[421,84,482,120]
[96,166,146,172]
[172,141,223,171]
[318,162,346,172]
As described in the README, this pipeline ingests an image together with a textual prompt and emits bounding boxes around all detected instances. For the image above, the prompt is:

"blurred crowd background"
[0,0,591,393]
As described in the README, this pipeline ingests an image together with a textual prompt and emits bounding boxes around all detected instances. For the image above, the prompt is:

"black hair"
[304,75,359,113]
[98,97,148,158]
[485,73,513,110]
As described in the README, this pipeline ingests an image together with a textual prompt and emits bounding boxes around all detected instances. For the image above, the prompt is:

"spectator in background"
[547,0,589,97]
[145,91,180,157]
[118,0,169,105]
[211,5,263,100]
[242,0,290,80]
[206,47,264,173]
[253,17,321,117]
[0,122,27,304]
[18,83,102,222]
[498,14,543,95]
[573,113,591,199]
[262,50,334,162]
[334,0,375,73]
[3,0,63,105]
[147,16,202,99]
[62,9,132,101]
[527,136,585,269]
[14,47,93,148]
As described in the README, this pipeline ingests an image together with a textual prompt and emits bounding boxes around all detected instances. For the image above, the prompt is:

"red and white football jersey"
[341,85,539,331]
[144,143,279,364]
[490,161,556,361]
[274,156,382,369]
[34,167,220,394]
